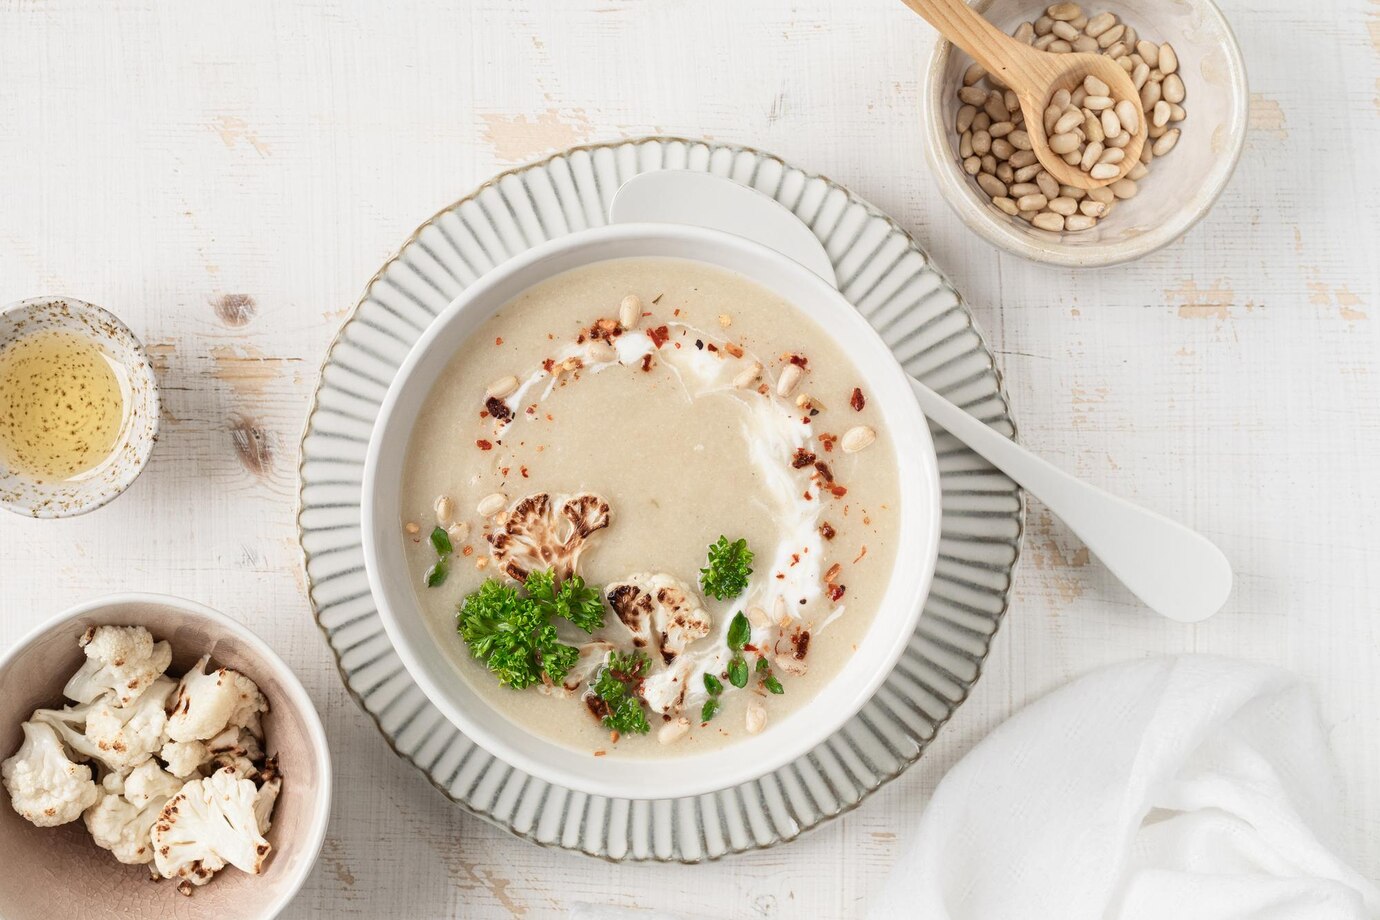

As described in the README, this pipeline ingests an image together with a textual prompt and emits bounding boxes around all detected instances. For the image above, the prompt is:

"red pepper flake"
[775,572,785,580]
[803,490,813,500]
[789,553,800,566]
[520,465,530,479]
[828,584,847,602]
[792,448,817,469]
[819,433,837,452]
[788,354,809,368]
[545,413,554,422]
[819,521,836,540]
[792,631,811,659]
[640,354,654,372]
[828,483,848,498]
[593,750,606,757]
[525,405,537,416]
[495,337,504,346]
[576,332,587,344]
[813,461,834,482]
[462,545,473,556]
[854,545,868,563]
[673,308,681,317]
[476,439,493,450]
[673,341,682,349]
[648,325,670,348]
[479,409,489,418]
[541,358,555,373]
[850,387,866,411]
[724,342,744,358]
[499,466,510,477]
[706,343,718,352]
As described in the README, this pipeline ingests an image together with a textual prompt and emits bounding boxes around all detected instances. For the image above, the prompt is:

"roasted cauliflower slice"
[152,767,272,893]
[1,720,100,827]
[487,491,611,582]
[605,573,713,664]
[63,624,172,707]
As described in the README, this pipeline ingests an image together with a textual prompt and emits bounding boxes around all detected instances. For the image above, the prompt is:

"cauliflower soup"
[401,258,902,756]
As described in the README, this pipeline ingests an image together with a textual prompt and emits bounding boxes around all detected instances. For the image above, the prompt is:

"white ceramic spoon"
[610,171,1233,623]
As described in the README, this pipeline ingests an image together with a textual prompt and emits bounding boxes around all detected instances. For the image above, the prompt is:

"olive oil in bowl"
[0,329,129,483]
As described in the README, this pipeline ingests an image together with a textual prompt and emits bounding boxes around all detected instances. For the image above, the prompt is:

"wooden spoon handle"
[897,0,1033,86]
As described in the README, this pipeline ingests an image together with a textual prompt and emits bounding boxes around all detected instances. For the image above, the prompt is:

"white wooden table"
[2,1,1377,916]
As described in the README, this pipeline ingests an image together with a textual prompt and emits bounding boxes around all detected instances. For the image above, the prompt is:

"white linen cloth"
[870,656,1379,920]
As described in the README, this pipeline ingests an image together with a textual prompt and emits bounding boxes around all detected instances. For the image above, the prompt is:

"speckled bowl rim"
[920,0,1250,268]
[0,297,160,518]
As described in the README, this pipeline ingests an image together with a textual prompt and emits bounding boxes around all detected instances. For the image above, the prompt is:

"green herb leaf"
[756,656,769,673]
[700,697,721,723]
[456,579,580,688]
[764,674,784,695]
[592,652,651,735]
[727,654,749,689]
[703,672,723,696]
[425,559,449,588]
[429,525,452,556]
[525,570,606,633]
[699,536,754,601]
[726,611,751,652]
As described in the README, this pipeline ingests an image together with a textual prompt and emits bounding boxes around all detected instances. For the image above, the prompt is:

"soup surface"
[401,257,901,756]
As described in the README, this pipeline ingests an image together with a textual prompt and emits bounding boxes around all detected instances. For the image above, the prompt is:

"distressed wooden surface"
[1,1,1377,917]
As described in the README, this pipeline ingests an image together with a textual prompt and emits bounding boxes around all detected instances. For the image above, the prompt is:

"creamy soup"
[401,258,900,757]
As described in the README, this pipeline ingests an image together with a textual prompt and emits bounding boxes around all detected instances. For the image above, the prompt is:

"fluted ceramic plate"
[297,138,1024,862]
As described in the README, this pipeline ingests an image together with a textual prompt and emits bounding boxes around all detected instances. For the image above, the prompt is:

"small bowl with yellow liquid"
[0,297,159,517]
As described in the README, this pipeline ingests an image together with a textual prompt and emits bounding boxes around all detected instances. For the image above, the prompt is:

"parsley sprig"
[699,536,754,600]
[592,650,651,735]
[456,569,607,689]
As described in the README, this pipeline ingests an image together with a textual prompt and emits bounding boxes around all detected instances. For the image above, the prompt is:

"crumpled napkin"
[869,656,1379,920]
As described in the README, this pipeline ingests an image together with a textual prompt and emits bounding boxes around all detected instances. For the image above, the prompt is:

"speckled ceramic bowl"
[0,297,160,518]
[0,594,332,920]
[921,0,1248,267]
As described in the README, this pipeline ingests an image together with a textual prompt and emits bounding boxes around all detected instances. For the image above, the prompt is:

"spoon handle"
[896,0,1029,78]
[909,377,1233,622]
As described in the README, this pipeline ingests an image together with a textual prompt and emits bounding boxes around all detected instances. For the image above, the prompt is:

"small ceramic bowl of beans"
[922,0,1248,267]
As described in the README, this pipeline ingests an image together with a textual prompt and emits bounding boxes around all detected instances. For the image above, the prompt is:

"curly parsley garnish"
[592,650,651,735]
[524,570,605,633]
[456,569,606,689]
[700,536,754,600]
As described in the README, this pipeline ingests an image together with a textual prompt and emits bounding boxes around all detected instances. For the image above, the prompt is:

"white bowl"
[0,594,332,920]
[361,223,943,800]
[0,297,160,517]
[922,0,1249,267]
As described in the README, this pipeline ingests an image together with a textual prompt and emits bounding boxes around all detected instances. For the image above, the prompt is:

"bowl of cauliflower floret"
[0,593,331,919]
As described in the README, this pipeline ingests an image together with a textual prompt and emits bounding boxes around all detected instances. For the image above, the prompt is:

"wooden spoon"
[900,0,1146,190]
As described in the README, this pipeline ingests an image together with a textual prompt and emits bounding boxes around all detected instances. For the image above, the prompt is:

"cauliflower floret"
[252,757,281,836]
[606,573,713,663]
[639,656,698,717]
[224,671,268,741]
[84,786,167,865]
[2,720,100,827]
[486,491,611,582]
[160,739,209,778]
[153,767,271,892]
[83,676,174,773]
[205,726,265,780]
[63,625,172,707]
[123,759,184,807]
[165,655,245,743]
